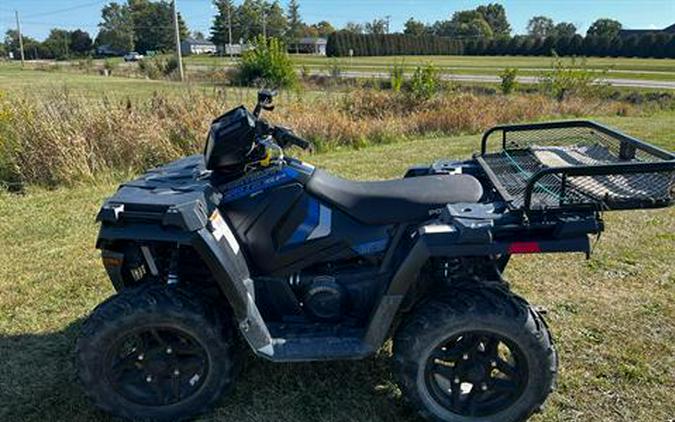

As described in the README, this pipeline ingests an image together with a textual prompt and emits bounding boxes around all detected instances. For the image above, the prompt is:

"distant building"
[289,38,328,55]
[180,38,217,55]
[619,23,675,38]
[219,44,246,56]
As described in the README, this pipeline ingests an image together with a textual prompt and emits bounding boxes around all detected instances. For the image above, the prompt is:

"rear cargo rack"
[477,120,675,212]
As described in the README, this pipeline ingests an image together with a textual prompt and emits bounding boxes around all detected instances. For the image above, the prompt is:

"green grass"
[0,65,186,97]
[2,56,674,101]
[0,112,673,421]
[179,54,675,82]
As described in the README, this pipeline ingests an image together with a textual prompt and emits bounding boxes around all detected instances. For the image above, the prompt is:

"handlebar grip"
[274,127,312,151]
[285,132,311,150]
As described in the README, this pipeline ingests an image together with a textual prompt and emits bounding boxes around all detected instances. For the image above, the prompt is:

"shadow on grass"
[0,320,421,422]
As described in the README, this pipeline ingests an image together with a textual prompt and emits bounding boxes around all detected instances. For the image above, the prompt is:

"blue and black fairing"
[217,159,394,276]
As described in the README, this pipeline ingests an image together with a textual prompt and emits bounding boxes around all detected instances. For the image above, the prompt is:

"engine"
[255,265,384,324]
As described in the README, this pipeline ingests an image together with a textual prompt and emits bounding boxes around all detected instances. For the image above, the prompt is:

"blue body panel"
[218,160,392,275]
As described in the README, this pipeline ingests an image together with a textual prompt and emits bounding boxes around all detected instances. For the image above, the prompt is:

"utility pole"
[385,15,391,34]
[227,1,233,59]
[172,0,185,82]
[64,32,69,60]
[15,10,25,67]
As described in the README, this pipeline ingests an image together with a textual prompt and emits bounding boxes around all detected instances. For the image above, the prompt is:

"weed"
[389,61,405,93]
[541,54,608,102]
[408,63,440,101]
[500,67,519,95]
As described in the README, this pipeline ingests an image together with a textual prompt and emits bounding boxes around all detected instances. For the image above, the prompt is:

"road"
[183,64,675,90]
[336,70,675,90]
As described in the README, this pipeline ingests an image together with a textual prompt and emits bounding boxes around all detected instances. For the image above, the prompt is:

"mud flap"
[191,225,274,356]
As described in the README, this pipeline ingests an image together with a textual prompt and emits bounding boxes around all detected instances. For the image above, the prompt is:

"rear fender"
[363,205,591,350]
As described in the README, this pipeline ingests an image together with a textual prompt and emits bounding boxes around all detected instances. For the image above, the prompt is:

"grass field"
[0,63,224,98]
[0,111,673,421]
[181,54,675,82]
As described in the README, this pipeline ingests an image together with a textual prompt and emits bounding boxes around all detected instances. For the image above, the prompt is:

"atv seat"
[306,170,483,224]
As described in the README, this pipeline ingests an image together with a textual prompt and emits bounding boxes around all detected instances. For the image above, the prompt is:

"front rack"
[476,120,675,212]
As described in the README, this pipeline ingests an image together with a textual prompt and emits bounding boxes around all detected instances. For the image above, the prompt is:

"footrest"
[267,336,372,362]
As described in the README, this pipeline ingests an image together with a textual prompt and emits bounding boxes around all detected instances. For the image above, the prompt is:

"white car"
[123,52,143,62]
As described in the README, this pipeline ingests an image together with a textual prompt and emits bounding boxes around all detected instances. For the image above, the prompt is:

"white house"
[289,38,328,55]
[180,38,217,55]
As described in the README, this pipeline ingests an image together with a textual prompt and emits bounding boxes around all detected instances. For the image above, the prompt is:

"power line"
[23,0,108,19]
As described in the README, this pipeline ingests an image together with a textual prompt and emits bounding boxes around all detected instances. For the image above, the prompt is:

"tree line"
[327,32,675,59]
[329,5,674,58]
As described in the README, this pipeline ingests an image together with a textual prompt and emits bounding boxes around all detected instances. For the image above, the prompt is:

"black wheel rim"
[104,326,209,406]
[424,331,528,417]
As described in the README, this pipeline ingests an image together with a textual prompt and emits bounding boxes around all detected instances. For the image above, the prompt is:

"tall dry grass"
[0,88,638,188]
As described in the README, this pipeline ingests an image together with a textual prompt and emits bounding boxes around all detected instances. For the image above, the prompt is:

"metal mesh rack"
[477,121,675,211]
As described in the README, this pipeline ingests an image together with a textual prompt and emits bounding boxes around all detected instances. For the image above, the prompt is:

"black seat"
[306,170,484,225]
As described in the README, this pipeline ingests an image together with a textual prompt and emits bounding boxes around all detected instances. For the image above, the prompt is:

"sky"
[0,0,674,41]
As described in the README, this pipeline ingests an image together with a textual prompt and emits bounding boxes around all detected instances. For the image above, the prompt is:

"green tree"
[343,22,364,34]
[587,18,622,38]
[5,29,43,59]
[96,2,134,52]
[404,18,427,36]
[554,22,577,38]
[286,0,303,42]
[43,29,72,59]
[365,19,387,35]
[476,3,511,36]
[210,0,236,47]
[311,21,335,37]
[446,10,493,38]
[237,0,269,40]
[129,0,188,53]
[264,1,288,38]
[527,16,555,39]
[70,29,93,55]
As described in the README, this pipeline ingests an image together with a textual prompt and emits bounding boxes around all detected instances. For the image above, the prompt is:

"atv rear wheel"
[393,284,557,422]
[76,284,238,421]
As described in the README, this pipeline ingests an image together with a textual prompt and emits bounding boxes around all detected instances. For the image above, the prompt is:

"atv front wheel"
[76,284,239,421]
[393,285,557,422]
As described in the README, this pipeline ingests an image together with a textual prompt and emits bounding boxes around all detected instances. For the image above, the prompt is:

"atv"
[76,90,675,421]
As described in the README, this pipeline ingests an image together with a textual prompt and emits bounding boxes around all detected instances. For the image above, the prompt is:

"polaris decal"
[221,167,301,203]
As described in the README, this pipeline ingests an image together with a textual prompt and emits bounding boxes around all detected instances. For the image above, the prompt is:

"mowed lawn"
[182,54,675,81]
[0,113,673,421]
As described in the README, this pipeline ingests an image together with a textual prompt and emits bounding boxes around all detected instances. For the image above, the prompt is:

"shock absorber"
[166,246,180,285]
[434,257,462,284]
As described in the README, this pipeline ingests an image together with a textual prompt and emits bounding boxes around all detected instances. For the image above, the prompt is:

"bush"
[408,63,440,101]
[540,54,606,102]
[139,57,180,80]
[500,68,519,95]
[236,36,298,88]
[103,59,117,76]
[389,61,405,93]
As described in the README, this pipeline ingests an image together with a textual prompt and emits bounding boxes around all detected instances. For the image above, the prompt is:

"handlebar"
[273,126,312,151]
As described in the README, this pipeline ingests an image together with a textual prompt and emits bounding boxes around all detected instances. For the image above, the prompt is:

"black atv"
[76,90,675,421]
